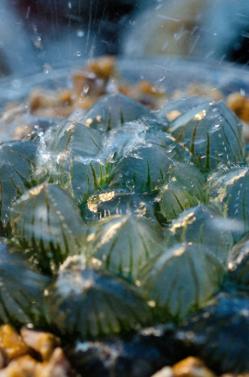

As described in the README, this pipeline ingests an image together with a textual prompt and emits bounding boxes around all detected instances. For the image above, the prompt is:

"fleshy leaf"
[110,145,180,193]
[0,240,49,325]
[169,205,233,263]
[44,257,151,338]
[83,93,153,131]
[208,165,249,240]
[228,236,249,286]
[141,242,224,321]
[85,190,156,221]
[159,96,209,123]
[10,183,87,273]
[156,163,206,223]
[85,214,164,281]
[0,140,36,228]
[169,101,245,171]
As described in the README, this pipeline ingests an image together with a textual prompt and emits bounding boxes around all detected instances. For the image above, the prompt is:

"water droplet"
[77,30,85,38]
[33,36,42,49]
[75,50,81,57]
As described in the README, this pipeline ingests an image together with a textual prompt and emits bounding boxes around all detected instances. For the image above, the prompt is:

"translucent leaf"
[141,242,224,321]
[159,96,209,122]
[110,145,181,193]
[45,257,151,338]
[0,240,49,325]
[37,120,102,178]
[156,163,206,223]
[86,214,164,281]
[178,293,249,373]
[85,190,156,221]
[169,101,245,172]
[0,140,36,227]
[83,93,153,132]
[208,166,249,240]
[228,236,249,286]
[103,120,188,162]
[10,183,87,273]
[169,205,233,263]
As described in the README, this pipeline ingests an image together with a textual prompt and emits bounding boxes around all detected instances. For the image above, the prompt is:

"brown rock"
[0,325,28,362]
[20,328,60,361]
[172,357,216,377]
[36,348,73,377]
[0,355,37,377]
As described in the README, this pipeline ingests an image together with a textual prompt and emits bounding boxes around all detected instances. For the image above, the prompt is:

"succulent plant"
[45,256,151,338]
[0,140,36,229]
[156,163,206,223]
[85,189,156,221]
[83,93,153,131]
[0,239,49,325]
[141,243,224,321]
[169,205,233,263]
[228,236,249,287]
[36,121,112,203]
[110,145,181,193]
[208,165,249,240]
[10,183,87,273]
[169,101,245,172]
[159,96,209,123]
[85,214,164,281]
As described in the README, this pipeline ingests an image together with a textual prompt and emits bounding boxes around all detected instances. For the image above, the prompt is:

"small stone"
[0,355,37,376]
[172,357,216,377]
[21,328,60,361]
[36,348,73,377]
[151,366,173,377]
[0,325,28,361]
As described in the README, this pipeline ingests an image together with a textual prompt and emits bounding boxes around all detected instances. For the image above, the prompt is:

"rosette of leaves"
[85,214,164,281]
[141,242,224,321]
[155,163,206,224]
[228,236,249,287]
[10,183,87,273]
[110,144,181,193]
[177,293,249,373]
[44,256,151,338]
[0,240,49,325]
[85,189,156,221]
[0,140,36,230]
[208,165,249,240]
[169,205,233,263]
[169,101,245,172]
[83,93,153,131]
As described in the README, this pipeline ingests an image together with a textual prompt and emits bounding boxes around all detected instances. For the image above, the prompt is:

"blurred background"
[2,0,249,76]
